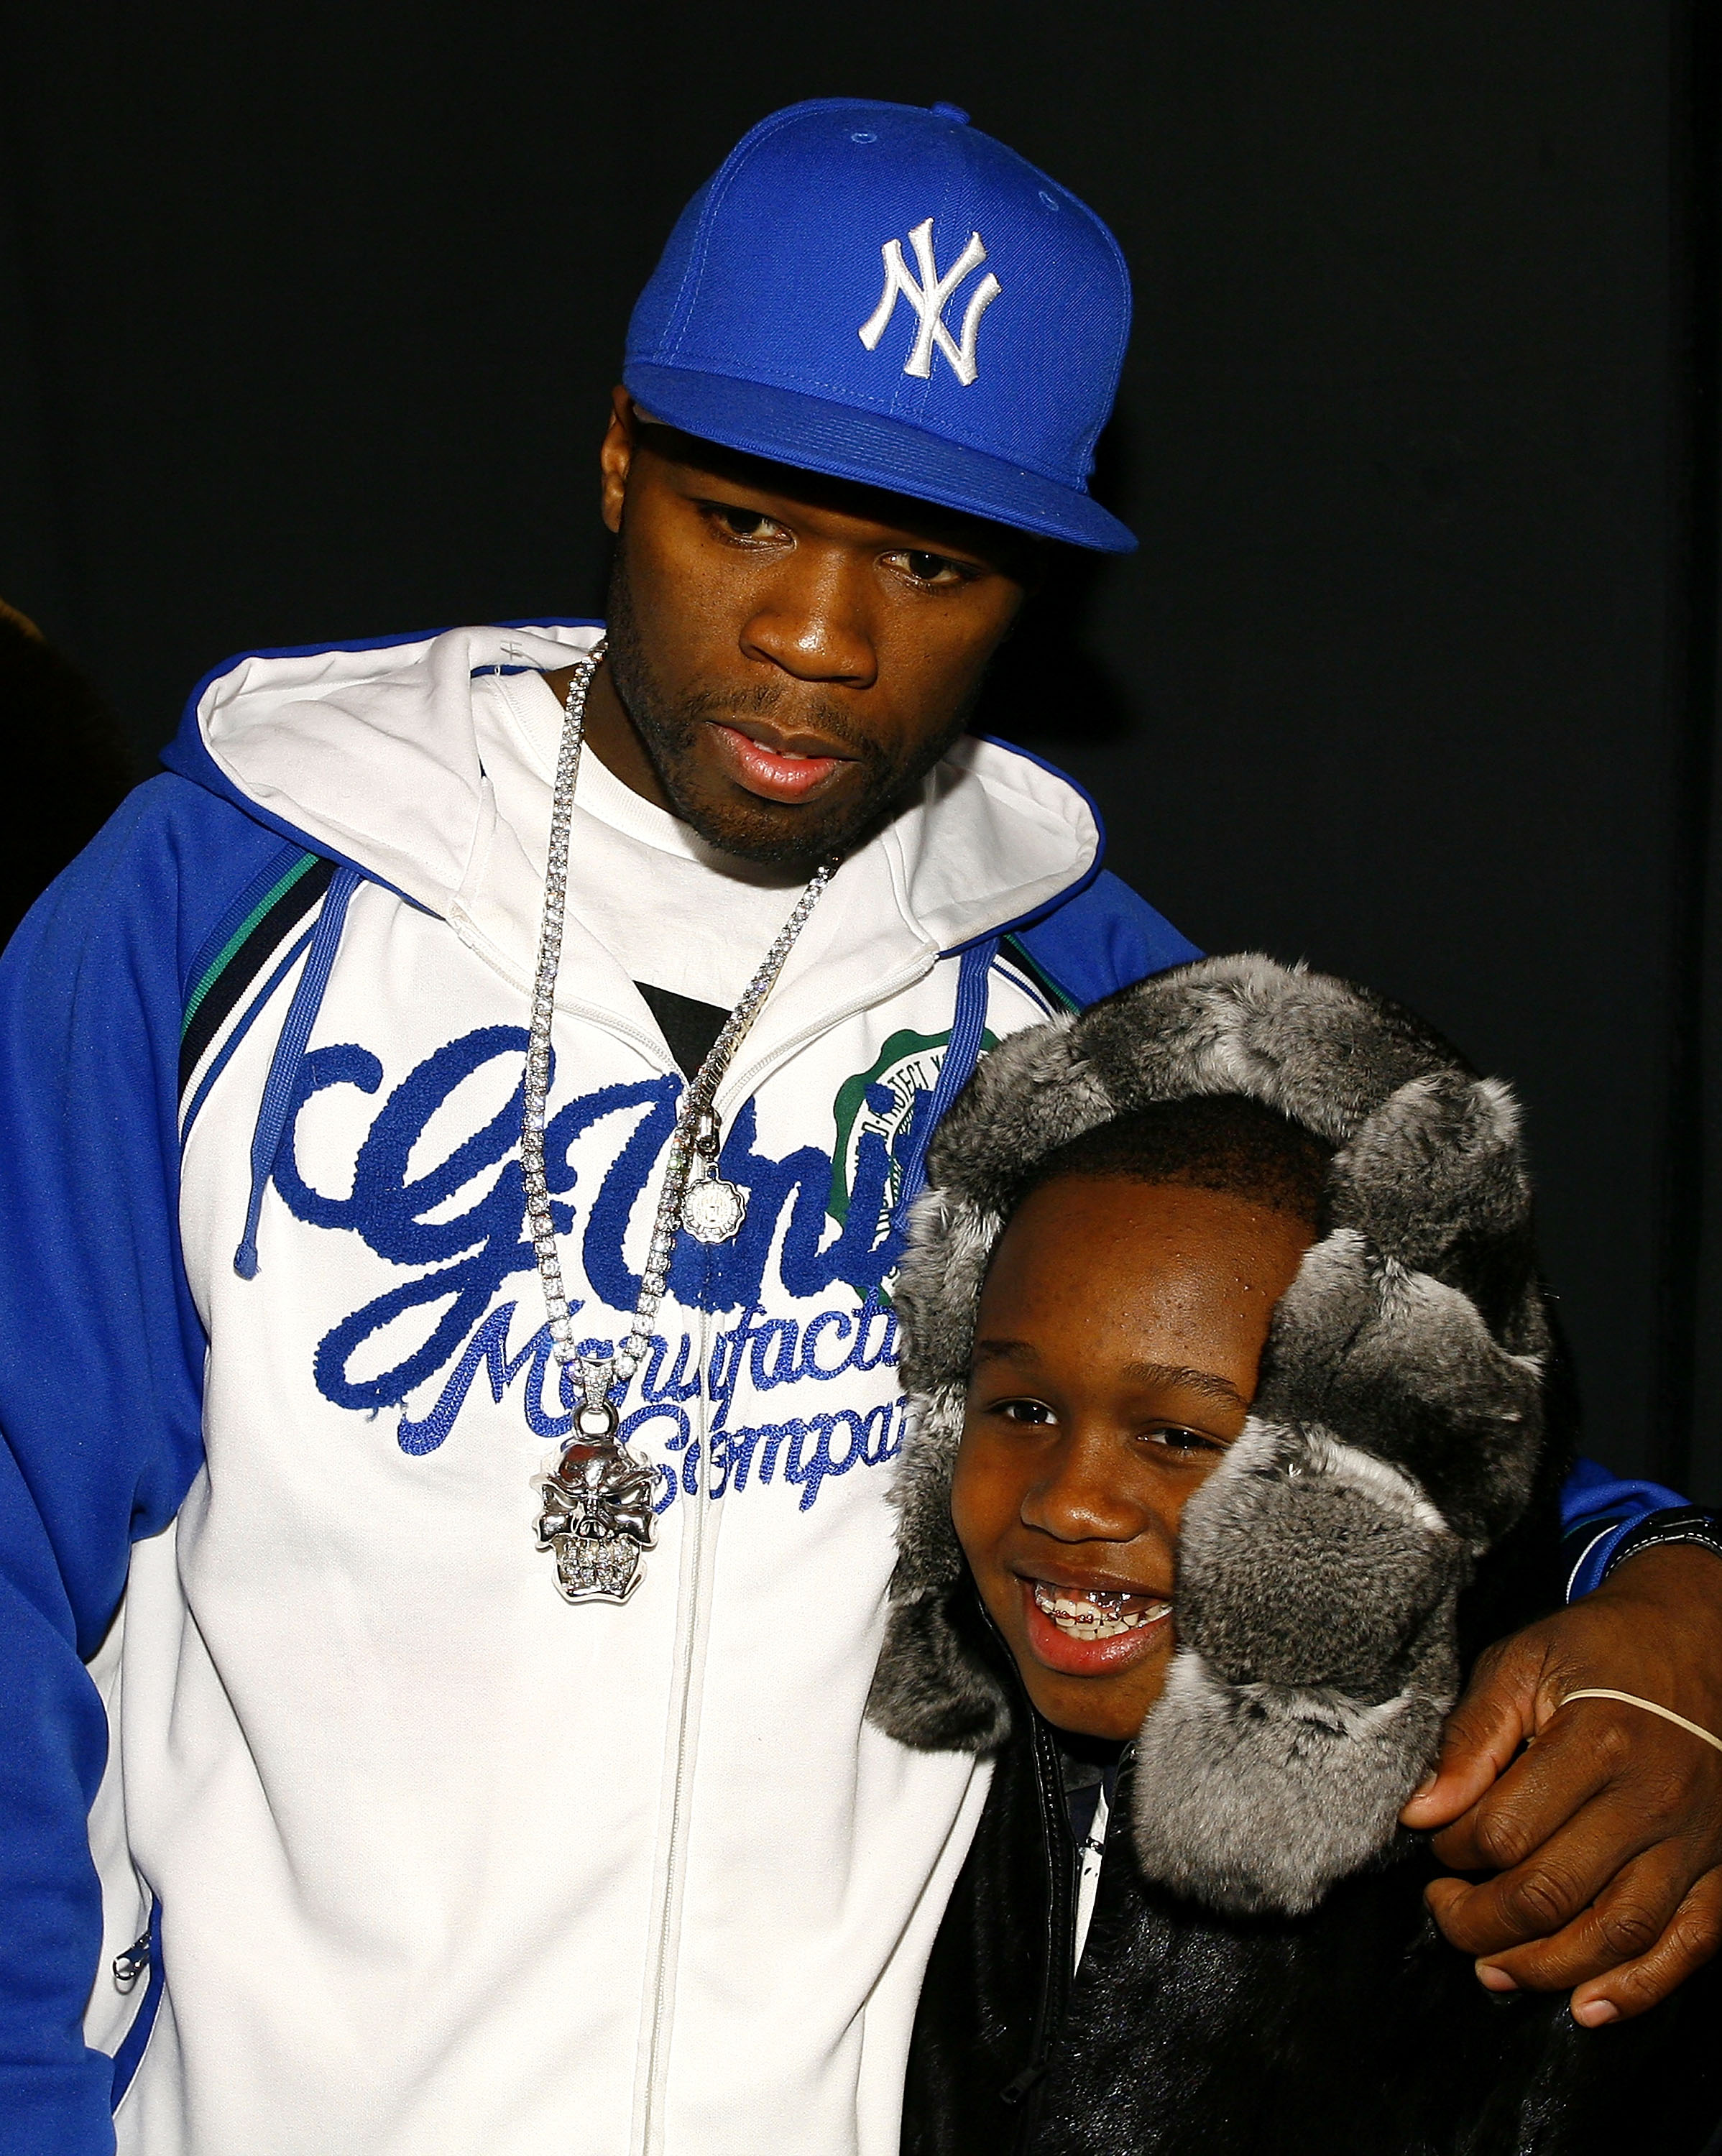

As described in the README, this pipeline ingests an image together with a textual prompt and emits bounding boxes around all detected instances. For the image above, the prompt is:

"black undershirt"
[635,982,729,1080]
[1059,1729,1126,1848]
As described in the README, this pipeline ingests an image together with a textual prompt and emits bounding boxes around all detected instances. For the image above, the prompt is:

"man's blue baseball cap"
[624,98,1136,553]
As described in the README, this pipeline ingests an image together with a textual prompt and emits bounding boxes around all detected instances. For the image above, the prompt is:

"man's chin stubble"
[602,553,975,868]
[651,747,908,869]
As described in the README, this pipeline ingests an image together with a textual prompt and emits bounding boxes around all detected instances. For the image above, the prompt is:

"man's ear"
[599,386,640,535]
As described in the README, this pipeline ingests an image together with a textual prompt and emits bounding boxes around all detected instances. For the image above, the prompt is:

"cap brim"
[622,364,1136,555]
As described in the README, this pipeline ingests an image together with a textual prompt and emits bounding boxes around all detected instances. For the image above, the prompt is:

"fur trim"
[865,1382,1013,1748]
[1128,1649,1450,1917]
[867,954,1548,1915]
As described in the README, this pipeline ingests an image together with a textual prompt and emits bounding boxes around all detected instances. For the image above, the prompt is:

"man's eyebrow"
[648,424,1022,566]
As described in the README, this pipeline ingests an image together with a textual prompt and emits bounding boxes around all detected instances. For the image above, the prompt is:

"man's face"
[570,392,1036,869]
[952,1174,1313,1741]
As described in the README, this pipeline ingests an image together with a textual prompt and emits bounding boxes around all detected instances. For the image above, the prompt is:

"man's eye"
[885,548,968,586]
[713,507,783,543]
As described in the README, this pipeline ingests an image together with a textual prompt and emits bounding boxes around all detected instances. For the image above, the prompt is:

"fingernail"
[1476,1964,1518,1993]
[1412,1772,1440,1798]
[1573,1998,1619,2028]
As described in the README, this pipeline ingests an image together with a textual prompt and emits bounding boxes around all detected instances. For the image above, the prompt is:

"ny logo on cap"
[858,218,1002,387]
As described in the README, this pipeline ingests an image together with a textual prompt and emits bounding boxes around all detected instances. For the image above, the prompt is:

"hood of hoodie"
[866,953,1555,1916]
[162,620,1104,999]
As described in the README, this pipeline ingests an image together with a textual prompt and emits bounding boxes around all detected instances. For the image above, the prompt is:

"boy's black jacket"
[872,957,1722,2154]
[903,1561,1722,2156]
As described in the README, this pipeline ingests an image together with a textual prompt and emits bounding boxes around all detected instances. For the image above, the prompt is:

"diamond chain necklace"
[522,644,836,1605]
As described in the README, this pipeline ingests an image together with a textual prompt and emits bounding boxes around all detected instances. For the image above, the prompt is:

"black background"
[4,1,1718,1496]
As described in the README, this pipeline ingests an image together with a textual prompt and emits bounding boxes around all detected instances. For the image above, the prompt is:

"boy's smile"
[1023,1579,1175,1674]
[951,1174,1314,1741]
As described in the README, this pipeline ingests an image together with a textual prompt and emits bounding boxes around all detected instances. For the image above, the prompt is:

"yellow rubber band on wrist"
[1557,1688,1722,1758]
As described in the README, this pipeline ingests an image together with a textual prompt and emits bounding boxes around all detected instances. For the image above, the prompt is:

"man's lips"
[1017,1575,1174,1678]
[707,721,852,804]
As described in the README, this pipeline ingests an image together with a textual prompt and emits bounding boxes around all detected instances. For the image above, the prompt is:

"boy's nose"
[1019,1429,1154,1544]
[740,552,878,688]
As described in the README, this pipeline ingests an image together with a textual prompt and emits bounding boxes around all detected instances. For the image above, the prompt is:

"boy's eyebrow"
[969,1340,1248,1411]
[1120,1360,1249,1411]
[970,1338,1040,1370]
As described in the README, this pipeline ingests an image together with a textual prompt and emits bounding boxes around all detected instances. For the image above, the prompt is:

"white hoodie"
[68,620,1180,2156]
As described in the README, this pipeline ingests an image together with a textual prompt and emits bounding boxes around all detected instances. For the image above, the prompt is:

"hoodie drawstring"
[893,935,999,1229]
[234,865,362,1279]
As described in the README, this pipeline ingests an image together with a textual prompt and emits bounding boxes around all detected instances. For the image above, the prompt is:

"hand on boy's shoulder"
[1400,1544,1722,2025]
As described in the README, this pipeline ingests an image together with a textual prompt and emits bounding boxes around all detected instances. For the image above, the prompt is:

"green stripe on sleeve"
[180,852,322,1038]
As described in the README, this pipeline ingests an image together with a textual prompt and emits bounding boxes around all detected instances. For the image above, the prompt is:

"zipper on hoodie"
[110,1895,166,2111]
[714,951,936,1117]
[112,1925,153,1990]
[448,900,683,1075]
[637,1296,714,2155]
[632,944,962,2151]
[443,926,943,2150]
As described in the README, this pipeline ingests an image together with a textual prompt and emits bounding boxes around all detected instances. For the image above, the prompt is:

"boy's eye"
[1142,1425,1222,1456]
[994,1397,1057,1427]
[883,548,971,586]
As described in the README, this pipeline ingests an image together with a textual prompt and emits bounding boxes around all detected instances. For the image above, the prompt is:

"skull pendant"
[536,1437,659,1605]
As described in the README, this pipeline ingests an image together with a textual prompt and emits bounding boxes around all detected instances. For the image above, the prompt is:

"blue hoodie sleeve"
[0,778,278,2154]
[1011,868,1202,1010]
[1557,1458,1693,1600]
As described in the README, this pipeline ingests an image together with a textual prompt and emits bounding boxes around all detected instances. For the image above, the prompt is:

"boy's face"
[951,1174,1314,1741]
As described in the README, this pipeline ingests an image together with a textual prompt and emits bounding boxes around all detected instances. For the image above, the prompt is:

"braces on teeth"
[1033,1583,1172,1639]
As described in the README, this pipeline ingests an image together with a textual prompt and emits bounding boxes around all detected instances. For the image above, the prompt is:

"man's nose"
[1019,1429,1152,1544]
[740,549,878,688]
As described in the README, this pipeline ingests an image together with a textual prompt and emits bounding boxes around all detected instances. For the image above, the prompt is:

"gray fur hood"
[867,954,1550,1915]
